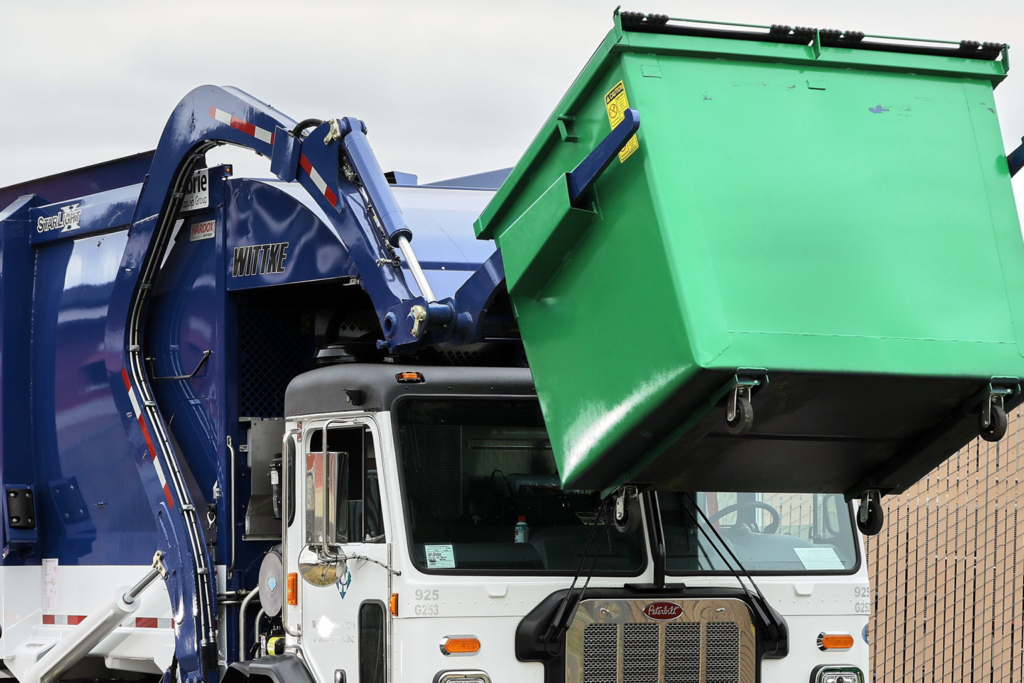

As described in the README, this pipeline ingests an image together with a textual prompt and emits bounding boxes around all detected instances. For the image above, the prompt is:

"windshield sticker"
[425,544,456,569]
[794,547,844,571]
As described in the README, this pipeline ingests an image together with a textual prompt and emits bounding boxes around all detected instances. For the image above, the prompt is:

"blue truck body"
[0,86,517,678]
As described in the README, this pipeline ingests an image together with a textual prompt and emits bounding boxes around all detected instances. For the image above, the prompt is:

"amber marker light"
[287,572,298,606]
[817,632,855,651]
[440,636,482,656]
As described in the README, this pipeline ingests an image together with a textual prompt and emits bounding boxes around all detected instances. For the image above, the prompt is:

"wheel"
[856,497,884,536]
[726,395,754,435]
[980,403,1008,442]
[613,495,641,534]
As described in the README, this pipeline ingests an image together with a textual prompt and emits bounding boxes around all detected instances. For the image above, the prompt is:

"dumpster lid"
[475,11,1010,240]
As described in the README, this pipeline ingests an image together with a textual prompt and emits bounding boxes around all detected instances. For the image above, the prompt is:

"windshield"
[395,398,858,576]
[395,398,645,574]
[658,491,859,573]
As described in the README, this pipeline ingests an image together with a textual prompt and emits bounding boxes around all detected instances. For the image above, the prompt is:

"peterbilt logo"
[37,204,82,234]
[642,602,683,621]
[232,242,289,277]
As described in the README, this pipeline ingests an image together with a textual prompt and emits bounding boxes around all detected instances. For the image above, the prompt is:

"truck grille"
[567,599,754,683]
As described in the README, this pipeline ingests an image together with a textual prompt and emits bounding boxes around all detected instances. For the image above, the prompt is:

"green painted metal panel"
[477,15,1024,498]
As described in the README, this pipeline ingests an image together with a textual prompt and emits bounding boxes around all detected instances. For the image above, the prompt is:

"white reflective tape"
[308,166,328,194]
[212,108,232,125]
[254,127,273,144]
[153,458,168,488]
[127,389,142,417]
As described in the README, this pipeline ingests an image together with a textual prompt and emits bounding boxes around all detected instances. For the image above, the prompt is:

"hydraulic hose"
[291,118,324,138]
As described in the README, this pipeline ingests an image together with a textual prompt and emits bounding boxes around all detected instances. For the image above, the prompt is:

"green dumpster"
[475,12,1024,498]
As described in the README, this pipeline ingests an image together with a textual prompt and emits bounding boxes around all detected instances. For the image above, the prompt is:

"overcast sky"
[2,0,1023,215]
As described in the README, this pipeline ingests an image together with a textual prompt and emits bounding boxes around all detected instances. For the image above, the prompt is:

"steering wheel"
[707,501,781,534]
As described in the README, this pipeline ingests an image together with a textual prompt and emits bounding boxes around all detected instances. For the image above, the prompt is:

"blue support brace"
[1010,136,1024,177]
[566,108,640,205]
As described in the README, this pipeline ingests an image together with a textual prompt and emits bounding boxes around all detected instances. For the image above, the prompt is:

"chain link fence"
[867,408,1024,681]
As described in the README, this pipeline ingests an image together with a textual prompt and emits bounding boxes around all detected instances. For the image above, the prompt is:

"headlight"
[811,665,865,683]
[433,672,491,683]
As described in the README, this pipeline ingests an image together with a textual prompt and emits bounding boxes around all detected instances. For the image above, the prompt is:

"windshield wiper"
[542,498,611,647]
[680,493,788,656]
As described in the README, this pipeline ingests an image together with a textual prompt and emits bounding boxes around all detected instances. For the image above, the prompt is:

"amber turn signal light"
[441,636,481,656]
[817,632,855,651]
[287,572,298,606]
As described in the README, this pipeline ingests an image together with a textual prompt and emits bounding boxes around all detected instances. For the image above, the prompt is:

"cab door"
[297,418,390,683]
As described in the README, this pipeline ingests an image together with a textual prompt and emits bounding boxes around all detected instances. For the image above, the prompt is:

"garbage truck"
[1,10,1022,683]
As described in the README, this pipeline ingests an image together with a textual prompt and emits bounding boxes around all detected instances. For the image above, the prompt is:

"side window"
[359,602,386,683]
[286,436,296,526]
[363,430,384,542]
[308,425,385,544]
[338,427,386,543]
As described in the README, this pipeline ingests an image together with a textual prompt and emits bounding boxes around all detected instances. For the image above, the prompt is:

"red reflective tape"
[42,614,55,625]
[209,106,217,119]
[136,617,159,629]
[324,187,338,207]
[270,133,276,146]
[68,615,87,625]
[299,155,312,174]
[163,483,174,509]
[138,417,157,460]
[121,367,132,392]
[230,116,256,137]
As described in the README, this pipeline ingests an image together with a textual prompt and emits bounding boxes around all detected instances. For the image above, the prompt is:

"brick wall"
[867,409,1024,681]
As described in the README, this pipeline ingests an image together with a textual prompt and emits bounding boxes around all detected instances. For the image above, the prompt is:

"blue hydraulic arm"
[105,87,298,683]
[1010,136,1024,177]
[107,90,640,680]
[103,85,517,681]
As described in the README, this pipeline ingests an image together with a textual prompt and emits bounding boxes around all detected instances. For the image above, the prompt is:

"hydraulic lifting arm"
[102,85,501,682]
[104,85,640,682]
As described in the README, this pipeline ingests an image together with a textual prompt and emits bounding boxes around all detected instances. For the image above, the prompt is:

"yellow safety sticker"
[604,80,639,163]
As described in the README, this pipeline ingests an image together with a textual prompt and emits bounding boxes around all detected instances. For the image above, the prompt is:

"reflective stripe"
[122,368,174,509]
[209,107,275,146]
[299,155,339,207]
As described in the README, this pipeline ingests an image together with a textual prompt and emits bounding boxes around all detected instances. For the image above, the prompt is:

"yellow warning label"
[604,80,639,163]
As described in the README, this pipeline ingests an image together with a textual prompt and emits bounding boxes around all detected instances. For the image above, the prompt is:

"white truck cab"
[236,363,870,683]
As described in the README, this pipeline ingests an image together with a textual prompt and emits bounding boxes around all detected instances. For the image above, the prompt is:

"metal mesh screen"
[623,623,659,682]
[583,624,618,683]
[868,407,1024,681]
[705,622,740,683]
[237,307,314,418]
[665,623,701,683]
